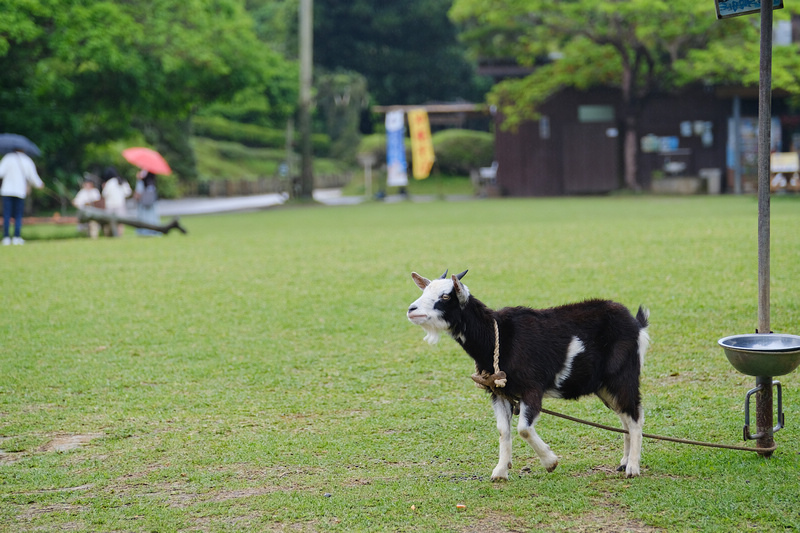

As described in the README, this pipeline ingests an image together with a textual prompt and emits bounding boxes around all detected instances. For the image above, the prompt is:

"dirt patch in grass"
[188,515,323,532]
[452,506,661,533]
[0,433,103,464]
[0,449,25,464]
[560,506,664,533]
[10,503,89,531]
[37,433,103,453]
[167,485,294,509]
[458,512,529,532]
[571,465,629,478]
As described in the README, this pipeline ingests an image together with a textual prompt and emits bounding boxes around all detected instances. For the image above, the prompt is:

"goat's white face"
[407,271,469,344]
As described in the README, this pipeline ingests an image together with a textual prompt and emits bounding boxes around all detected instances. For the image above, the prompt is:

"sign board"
[385,110,408,187]
[716,0,783,19]
[407,109,435,180]
[770,152,799,173]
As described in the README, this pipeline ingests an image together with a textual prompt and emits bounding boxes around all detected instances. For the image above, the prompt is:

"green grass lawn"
[1,195,799,532]
[342,173,477,198]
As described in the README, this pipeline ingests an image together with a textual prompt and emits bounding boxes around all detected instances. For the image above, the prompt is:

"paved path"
[158,189,477,216]
[158,189,357,216]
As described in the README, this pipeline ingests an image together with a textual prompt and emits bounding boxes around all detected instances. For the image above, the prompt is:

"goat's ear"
[452,274,469,305]
[411,272,430,290]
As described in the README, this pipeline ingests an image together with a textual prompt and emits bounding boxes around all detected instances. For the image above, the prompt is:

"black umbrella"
[0,133,41,157]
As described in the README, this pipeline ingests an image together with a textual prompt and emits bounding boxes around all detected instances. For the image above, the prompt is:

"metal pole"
[733,95,743,195]
[757,0,772,335]
[755,375,774,456]
[756,0,774,456]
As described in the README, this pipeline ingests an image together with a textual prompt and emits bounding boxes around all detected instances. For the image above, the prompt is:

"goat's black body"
[453,296,647,421]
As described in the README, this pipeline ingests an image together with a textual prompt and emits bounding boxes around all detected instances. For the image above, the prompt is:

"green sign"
[716,0,784,19]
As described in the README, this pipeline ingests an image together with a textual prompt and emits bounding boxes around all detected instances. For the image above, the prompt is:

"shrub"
[192,115,331,155]
[356,130,494,176]
[356,134,392,164]
[431,129,494,175]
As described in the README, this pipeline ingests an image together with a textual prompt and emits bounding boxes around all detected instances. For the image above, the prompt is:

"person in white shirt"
[72,177,102,239]
[0,149,44,245]
[101,166,132,236]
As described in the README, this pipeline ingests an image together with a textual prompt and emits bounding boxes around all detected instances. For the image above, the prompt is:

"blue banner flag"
[385,110,408,187]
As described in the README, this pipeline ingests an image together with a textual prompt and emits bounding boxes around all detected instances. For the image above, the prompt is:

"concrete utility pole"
[298,0,314,199]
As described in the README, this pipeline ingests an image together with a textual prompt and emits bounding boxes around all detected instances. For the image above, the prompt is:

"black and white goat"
[407,270,650,479]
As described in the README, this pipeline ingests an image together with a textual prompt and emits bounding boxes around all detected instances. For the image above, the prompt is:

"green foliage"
[191,136,349,182]
[676,17,800,97]
[432,128,494,174]
[198,74,300,129]
[316,70,370,162]
[193,116,290,147]
[357,133,390,158]
[356,133,398,166]
[192,115,331,155]
[0,0,291,180]
[1,196,799,531]
[314,0,490,105]
[246,0,298,57]
[192,137,285,180]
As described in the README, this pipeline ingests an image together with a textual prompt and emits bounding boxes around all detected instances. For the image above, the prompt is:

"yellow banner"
[408,109,434,179]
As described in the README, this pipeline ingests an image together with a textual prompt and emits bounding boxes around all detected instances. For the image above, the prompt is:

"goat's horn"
[439,269,449,279]
[456,269,468,280]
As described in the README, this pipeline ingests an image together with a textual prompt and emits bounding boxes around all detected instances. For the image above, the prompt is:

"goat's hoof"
[491,466,510,481]
[545,461,558,473]
[491,475,509,482]
[616,464,626,472]
[490,470,509,481]
[625,465,640,478]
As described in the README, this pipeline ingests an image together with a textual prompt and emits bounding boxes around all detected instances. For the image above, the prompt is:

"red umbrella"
[122,147,172,175]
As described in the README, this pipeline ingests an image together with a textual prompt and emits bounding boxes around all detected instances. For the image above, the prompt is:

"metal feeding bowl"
[719,333,800,377]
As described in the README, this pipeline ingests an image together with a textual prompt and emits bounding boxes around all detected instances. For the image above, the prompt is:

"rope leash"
[470,319,778,454]
[540,407,778,453]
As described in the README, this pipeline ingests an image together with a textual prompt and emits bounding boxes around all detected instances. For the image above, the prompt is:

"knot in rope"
[471,319,507,390]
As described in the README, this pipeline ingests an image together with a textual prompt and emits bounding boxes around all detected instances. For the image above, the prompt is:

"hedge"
[356,129,494,175]
[192,115,330,155]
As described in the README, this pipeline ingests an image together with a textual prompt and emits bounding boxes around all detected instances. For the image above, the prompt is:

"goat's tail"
[635,306,649,329]
[635,306,651,369]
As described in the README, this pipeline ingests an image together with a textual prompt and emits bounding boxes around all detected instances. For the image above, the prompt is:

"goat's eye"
[441,294,451,301]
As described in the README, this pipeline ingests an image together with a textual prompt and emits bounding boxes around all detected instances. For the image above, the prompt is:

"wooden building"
[493,85,784,196]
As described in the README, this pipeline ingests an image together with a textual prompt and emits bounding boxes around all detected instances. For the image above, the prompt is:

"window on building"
[578,105,615,123]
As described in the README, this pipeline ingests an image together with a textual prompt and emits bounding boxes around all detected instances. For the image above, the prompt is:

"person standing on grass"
[134,169,160,236]
[0,149,43,246]
[101,166,132,236]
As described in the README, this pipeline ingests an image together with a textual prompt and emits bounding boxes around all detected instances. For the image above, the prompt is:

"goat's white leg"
[618,406,644,477]
[597,387,640,475]
[615,414,632,472]
[490,396,513,481]
[517,402,558,473]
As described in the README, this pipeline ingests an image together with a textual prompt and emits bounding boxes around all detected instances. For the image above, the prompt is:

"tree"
[0,0,286,181]
[246,0,298,57]
[450,0,800,190]
[314,0,490,106]
[316,69,369,162]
